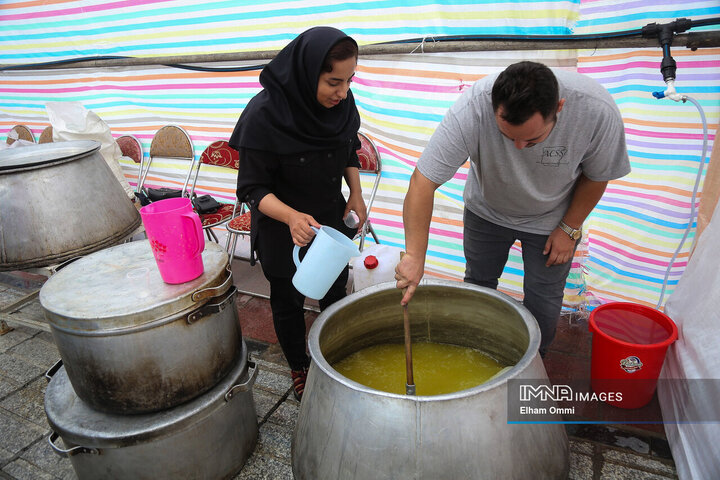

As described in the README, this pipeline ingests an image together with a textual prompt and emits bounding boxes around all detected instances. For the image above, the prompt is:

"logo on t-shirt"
[539,146,568,166]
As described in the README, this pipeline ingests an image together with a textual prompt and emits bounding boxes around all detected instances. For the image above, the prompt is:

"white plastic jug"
[292,226,361,300]
[351,244,404,292]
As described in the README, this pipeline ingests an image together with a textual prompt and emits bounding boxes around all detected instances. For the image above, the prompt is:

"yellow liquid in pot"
[333,342,505,396]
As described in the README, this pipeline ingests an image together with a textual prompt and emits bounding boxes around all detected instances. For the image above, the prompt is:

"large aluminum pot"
[293,280,569,480]
[39,240,242,414]
[0,141,140,271]
[45,343,258,480]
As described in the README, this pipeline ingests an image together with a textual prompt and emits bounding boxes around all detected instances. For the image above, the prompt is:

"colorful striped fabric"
[0,0,580,301]
[2,0,718,312]
[575,0,720,309]
[351,52,578,294]
[0,0,578,63]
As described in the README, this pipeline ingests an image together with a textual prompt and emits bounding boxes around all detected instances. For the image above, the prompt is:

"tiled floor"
[544,315,666,435]
[0,258,678,479]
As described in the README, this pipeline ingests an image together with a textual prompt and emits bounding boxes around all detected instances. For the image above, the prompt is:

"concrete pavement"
[0,267,678,480]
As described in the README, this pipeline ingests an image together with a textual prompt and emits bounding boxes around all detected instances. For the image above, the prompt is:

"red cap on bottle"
[363,255,379,269]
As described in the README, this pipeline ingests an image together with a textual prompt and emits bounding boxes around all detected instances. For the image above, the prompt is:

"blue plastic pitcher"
[292,226,360,300]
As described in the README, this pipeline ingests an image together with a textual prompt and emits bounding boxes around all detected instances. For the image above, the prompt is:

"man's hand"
[544,174,606,267]
[395,252,425,305]
[396,168,439,306]
[543,228,577,266]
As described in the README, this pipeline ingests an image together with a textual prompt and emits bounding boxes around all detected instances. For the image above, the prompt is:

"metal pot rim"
[307,279,541,402]
[0,140,100,172]
[40,241,231,330]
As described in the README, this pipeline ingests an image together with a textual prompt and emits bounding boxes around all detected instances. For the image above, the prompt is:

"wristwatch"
[558,220,582,240]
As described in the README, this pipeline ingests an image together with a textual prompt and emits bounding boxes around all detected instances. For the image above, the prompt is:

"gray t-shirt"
[417,68,631,234]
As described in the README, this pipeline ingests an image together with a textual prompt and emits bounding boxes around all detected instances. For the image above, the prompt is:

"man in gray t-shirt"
[395,61,631,354]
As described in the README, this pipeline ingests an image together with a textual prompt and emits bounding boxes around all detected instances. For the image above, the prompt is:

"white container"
[343,210,360,229]
[351,244,404,292]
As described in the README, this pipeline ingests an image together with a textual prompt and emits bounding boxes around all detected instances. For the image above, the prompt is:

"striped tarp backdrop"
[2,0,718,311]
[575,0,720,309]
[0,0,578,63]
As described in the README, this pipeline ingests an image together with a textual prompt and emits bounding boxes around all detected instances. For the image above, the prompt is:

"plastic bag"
[658,203,720,479]
[45,101,133,199]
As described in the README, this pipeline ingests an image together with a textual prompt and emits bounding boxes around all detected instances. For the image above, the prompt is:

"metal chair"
[6,125,35,145]
[225,208,252,261]
[225,132,382,260]
[38,126,54,144]
[116,134,143,164]
[137,125,195,197]
[116,134,144,194]
[356,131,382,250]
[189,140,242,243]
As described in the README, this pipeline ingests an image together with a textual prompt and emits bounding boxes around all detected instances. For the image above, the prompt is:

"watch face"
[558,222,581,240]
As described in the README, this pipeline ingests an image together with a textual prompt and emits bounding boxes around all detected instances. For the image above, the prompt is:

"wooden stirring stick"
[400,251,415,395]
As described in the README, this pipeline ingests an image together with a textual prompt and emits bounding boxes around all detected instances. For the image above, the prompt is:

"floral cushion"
[200,203,235,227]
[357,132,378,172]
[116,135,143,163]
[227,211,251,233]
[200,140,239,169]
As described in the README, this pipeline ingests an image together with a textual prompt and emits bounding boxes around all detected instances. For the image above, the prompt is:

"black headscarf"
[229,26,360,155]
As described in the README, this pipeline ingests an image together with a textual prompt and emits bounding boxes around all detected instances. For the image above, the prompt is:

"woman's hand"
[257,193,320,246]
[288,211,321,246]
[343,166,366,234]
[344,191,367,234]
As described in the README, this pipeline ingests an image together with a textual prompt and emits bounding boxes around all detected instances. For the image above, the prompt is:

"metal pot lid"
[39,240,231,331]
[44,342,252,448]
[0,140,100,172]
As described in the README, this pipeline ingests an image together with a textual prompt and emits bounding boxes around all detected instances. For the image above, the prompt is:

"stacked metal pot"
[40,240,258,480]
[0,141,141,271]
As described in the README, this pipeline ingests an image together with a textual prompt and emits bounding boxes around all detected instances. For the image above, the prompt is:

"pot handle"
[48,431,100,458]
[49,255,83,274]
[224,359,258,402]
[187,285,238,324]
[191,262,233,302]
[44,359,63,383]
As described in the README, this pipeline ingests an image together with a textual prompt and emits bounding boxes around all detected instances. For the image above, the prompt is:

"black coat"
[236,137,360,277]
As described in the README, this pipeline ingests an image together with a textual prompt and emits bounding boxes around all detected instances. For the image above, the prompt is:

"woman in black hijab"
[230,26,366,401]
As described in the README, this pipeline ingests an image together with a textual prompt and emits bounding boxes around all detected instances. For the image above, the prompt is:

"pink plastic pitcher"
[140,197,205,284]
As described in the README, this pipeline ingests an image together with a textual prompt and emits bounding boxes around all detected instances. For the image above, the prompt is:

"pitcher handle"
[292,226,319,268]
[182,211,205,257]
[292,245,301,269]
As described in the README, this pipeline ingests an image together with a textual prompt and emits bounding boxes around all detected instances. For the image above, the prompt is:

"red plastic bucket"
[589,302,678,409]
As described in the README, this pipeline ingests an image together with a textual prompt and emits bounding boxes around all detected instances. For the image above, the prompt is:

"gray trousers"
[463,209,577,355]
